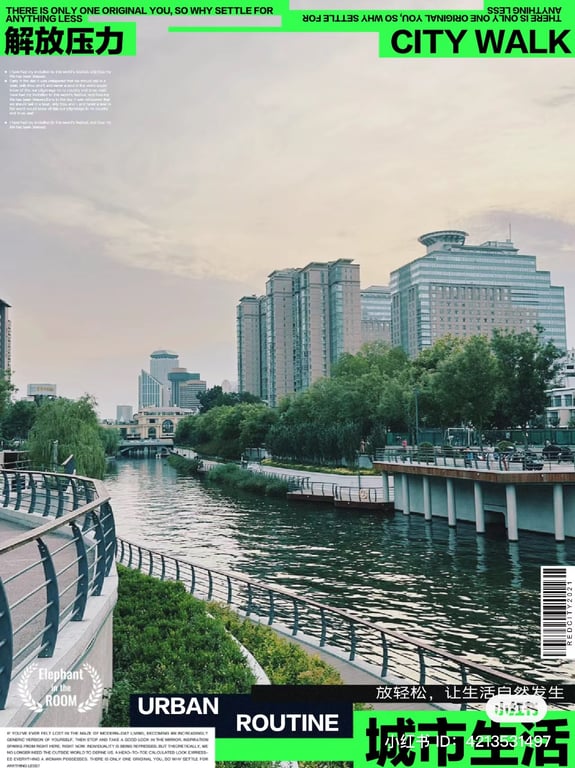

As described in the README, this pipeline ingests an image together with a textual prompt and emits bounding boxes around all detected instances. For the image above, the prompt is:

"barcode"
[541,566,574,659]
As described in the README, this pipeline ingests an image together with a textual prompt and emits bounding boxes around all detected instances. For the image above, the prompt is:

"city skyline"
[2,32,575,418]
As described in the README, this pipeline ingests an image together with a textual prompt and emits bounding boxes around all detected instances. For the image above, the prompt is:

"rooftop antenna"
[507,222,512,242]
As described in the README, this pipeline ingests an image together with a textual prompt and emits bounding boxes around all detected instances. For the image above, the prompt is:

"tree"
[1,399,38,442]
[490,326,563,427]
[197,386,262,413]
[0,372,15,436]
[26,395,106,478]
[430,335,499,432]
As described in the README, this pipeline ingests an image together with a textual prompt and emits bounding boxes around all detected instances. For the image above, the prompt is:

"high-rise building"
[237,296,266,399]
[0,299,12,376]
[238,260,362,406]
[390,230,567,357]
[150,349,180,406]
[168,369,206,411]
[138,369,163,409]
[361,285,392,345]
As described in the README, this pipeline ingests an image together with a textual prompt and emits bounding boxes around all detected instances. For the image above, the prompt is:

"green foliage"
[490,326,563,428]
[206,463,289,497]
[101,566,256,727]
[26,395,106,478]
[167,453,203,474]
[0,372,15,432]
[99,426,120,456]
[178,331,560,465]
[175,404,277,460]
[1,398,37,442]
[207,604,344,686]
[198,386,263,413]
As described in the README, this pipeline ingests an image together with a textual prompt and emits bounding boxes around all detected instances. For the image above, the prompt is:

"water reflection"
[105,459,575,682]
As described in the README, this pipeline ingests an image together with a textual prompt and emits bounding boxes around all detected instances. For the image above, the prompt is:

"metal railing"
[116,538,542,709]
[0,470,116,709]
[334,485,394,504]
[374,447,574,472]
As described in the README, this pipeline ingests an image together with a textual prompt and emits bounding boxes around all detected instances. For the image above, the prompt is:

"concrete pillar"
[553,484,565,542]
[381,473,390,503]
[446,478,456,527]
[505,484,518,541]
[473,481,485,534]
[402,474,410,515]
[422,476,431,521]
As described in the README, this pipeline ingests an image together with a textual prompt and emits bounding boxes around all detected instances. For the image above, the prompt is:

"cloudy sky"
[2,23,575,418]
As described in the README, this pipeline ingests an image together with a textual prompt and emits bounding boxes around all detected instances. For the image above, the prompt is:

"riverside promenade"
[173,448,394,510]
[375,449,575,541]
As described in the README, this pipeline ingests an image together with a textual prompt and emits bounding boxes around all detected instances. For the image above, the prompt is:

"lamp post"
[414,387,420,447]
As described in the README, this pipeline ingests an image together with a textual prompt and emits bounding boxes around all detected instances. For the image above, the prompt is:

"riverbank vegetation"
[26,395,109,478]
[206,463,289,497]
[175,330,562,465]
[102,567,350,767]
[167,453,290,497]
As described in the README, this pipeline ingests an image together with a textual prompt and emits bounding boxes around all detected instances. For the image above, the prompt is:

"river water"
[105,458,575,684]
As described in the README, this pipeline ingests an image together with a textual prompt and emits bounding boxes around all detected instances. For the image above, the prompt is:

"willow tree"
[26,395,106,478]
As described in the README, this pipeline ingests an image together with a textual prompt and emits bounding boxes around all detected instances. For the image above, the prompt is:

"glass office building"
[390,230,566,357]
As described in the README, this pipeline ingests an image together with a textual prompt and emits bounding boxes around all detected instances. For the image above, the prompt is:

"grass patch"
[166,453,203,475]
[261,459,378,476]
[206,462,290,497]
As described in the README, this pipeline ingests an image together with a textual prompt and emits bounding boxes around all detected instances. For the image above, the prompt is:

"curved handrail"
[116,537,541,707]
[0,470,116,710]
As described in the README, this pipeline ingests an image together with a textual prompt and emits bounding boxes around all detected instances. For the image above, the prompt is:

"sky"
[2,21,575,419]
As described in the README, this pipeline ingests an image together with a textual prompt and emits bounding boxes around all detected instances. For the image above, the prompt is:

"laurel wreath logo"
[77,663,103,713]
[17,662,103,713]
[17,663,43,713]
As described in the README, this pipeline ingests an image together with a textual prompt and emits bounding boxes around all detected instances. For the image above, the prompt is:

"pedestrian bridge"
[117,438,173,457]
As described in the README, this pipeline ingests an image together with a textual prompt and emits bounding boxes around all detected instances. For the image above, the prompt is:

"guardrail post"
[89,512,107,596]
[417,647,426,685]
[226,575,232,604]
[320,607,327,647]
[55,475,65,518]
[1,471,9,508]
[380,631,389,678]
[207,571,213,601]
[37,538,59,657]
[28,473,37,514]
[71,478,80,510]
[14,473,23,510]
[0,577,14,709]
[349,621,357,661]
[190,564,196,594]
[127,540,133,568]
[148,551,154,577]
[160,554,166,581]
[175,559,180,583]
[268,590,275,625]
[43,476,52,517]
[70,521,89,620]
[291,597,299,636]
[101,502,116,576]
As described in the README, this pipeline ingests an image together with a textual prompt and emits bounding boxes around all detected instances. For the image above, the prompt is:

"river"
[105,458,575,684]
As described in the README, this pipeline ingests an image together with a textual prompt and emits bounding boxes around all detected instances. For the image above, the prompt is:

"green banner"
[215,709,574,764]
[1,1,574,57]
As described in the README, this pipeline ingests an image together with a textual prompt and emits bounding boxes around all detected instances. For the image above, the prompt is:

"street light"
[414,387,420,446]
